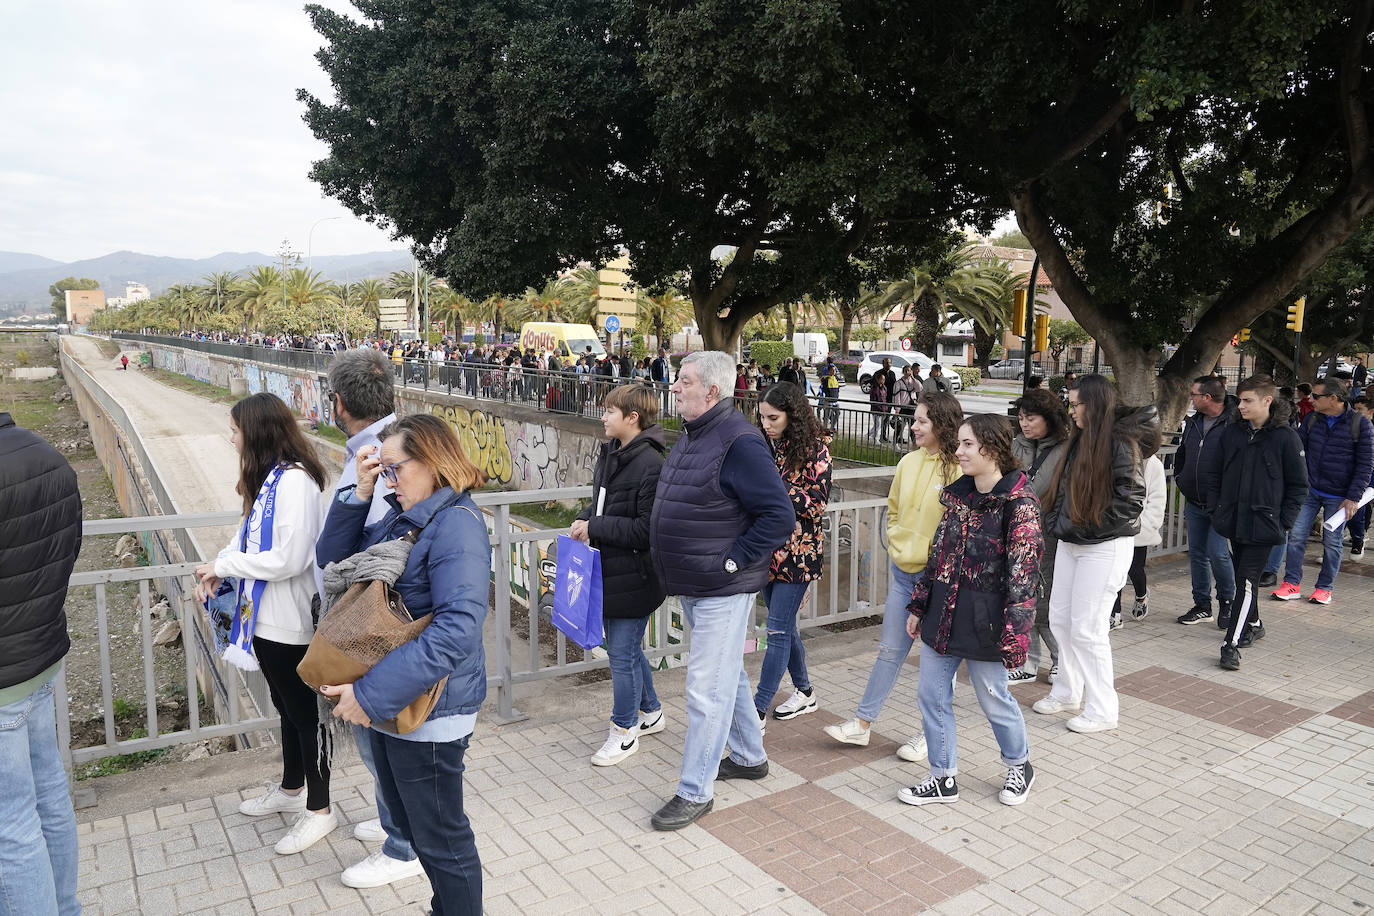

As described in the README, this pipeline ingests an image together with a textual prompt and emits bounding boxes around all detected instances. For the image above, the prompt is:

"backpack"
[1302,409,1362,444]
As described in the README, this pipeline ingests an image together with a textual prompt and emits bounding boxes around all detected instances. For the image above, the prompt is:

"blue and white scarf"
[222,464,287,671]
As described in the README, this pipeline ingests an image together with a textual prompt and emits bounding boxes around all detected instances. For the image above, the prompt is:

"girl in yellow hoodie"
[824,392,963,761]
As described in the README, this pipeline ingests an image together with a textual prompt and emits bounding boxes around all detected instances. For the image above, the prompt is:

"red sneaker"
[1309,588,1333,605]
[1270,582,1302,601]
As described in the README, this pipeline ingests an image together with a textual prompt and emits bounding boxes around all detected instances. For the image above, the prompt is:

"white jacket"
[1134,455,1166,548]
[214,466,324,646]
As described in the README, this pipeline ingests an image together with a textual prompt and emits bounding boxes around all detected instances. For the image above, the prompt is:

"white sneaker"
[1066,715,1117,734]
[1032,696,1080,715]
[341,849,425,888]
[896,735,928,763]
[591,723,639,766]
[822,718,870,746]
[773,688,818,720]
[1047,663,1058,685]
[239,784,307,817]
[275,809,338,855]
[638,709,665,736]
[353,818,385,843]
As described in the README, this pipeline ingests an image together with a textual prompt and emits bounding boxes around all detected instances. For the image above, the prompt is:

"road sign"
[604,315,621,333]
[378,298,409,331]
[900,338,912,351]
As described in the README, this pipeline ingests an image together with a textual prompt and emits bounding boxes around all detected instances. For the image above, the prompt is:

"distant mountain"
[0,249,415,306]
[0,251,63,273]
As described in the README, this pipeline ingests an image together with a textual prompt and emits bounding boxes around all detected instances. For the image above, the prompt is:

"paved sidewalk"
[75,553,1374,915]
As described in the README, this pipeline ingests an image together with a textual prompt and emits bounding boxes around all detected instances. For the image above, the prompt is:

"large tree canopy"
[299,0,994,349]
[910,0,1374,422]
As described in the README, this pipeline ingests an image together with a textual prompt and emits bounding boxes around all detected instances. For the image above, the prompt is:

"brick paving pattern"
[74,555,1374,914]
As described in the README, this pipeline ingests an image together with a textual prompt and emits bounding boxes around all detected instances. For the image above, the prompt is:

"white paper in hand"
[1324,486,1374,530]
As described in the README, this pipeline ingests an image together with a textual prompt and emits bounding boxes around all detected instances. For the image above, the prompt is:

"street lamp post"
[277,240,300,335]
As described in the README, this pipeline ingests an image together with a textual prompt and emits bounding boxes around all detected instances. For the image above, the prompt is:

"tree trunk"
[839,304,855,357]
[783,302,795,339]
[972,323,996,369]
[910,291,941,355]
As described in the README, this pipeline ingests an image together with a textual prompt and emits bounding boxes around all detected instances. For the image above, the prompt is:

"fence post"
[491,504,524,722]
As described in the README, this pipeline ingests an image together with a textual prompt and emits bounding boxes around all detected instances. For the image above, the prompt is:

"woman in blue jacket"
[317,414,490,916]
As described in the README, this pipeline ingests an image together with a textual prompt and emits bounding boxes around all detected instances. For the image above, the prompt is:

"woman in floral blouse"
[753,381,833,729]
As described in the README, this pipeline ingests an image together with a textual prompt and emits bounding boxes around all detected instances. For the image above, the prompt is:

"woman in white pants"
[1032,374,1158,733]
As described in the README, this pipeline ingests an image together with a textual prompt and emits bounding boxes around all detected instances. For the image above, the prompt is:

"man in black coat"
[1201,376,1308,671]
[570,384,667,767]
[0,413,82,914]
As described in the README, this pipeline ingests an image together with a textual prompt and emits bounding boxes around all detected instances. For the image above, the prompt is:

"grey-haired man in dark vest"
[648,351,794,831]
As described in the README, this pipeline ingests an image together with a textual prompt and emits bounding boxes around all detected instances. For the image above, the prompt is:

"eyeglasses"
[379,458,414,483]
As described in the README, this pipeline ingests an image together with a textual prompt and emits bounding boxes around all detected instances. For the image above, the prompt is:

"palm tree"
[636,289,692,350]
[430,286,470,338]
[557,267,601,324]
[200,271,236,315]
[879,246,1004,355]
[235,266,283,333]
[352,277,386,330]
[387,268,440,330]
[513,281,565,325]
[165,284,204,330]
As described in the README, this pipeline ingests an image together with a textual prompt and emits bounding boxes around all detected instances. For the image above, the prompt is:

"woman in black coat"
[570,384,668,766]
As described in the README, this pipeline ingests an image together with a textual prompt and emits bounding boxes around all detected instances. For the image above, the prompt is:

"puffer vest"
[651,401,769,597]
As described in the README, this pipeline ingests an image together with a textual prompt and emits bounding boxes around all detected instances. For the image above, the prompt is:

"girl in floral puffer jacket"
[900,414,1043,810]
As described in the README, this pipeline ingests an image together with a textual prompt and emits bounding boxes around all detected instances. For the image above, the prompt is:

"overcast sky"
[0,1,400,263]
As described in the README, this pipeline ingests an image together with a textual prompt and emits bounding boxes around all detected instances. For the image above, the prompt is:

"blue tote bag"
[552,534,605,649]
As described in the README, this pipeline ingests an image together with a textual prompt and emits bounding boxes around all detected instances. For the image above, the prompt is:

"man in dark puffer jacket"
[572,384,668,767]
[0,411,83,914]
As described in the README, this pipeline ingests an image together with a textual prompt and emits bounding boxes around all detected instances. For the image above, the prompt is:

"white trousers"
[1047,537,1131,724]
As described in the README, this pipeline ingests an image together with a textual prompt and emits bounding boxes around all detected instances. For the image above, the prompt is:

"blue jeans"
[1283,491,1348,590]
[605,616,661,730]
[1264,542,1286,575]
[1184,501,1235,607]
[353,723,415,862]
[0,676,79,916]
[753,581,812,714]
[677,593,765,804]
[855,563,920,723]
[370,732,481,916]
[916,643,1028,777]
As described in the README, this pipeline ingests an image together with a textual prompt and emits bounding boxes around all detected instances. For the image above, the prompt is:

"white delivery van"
[793,332,829,365]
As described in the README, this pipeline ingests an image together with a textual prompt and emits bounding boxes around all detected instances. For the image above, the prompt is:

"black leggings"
[1111,546,1149,616]
[253,637,330,811]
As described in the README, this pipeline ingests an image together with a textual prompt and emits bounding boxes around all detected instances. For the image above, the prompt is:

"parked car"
[988,358,1027,379]
[1316,359,1356,378]
[857,351,962,393]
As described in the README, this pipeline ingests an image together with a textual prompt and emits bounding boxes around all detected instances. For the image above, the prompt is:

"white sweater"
[214,466,324,646]
[1134,455,1167,548]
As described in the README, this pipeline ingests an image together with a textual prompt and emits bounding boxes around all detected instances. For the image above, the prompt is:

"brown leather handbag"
[297,577,448,734]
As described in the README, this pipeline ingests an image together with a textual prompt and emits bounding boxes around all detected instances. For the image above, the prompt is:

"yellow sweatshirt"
[887,448,956,573]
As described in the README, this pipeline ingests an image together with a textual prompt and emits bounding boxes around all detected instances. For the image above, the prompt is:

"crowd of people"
[7,336,1369,915]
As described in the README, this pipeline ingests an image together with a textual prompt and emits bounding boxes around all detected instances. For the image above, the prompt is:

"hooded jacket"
[575,425,668,618]
[1174,400,1238,507]
[1047,406,1160,545]
[1202,399,1308,545]
[908,470,1042,667]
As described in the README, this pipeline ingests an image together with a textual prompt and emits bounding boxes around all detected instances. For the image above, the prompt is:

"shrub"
[1048,375,1066,393]
[748,340,794,372]
[952,367,981,391]
[15,349,29,366]
[836,359,861,383]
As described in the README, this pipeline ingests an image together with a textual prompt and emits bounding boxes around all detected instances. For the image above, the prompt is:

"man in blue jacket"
[648,351,794,831]
[1272,377,1373,605]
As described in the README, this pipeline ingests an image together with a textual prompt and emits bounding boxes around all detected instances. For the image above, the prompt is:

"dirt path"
[64,335,241,554]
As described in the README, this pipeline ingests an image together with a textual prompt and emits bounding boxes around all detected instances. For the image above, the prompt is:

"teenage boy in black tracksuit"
[1201,376,1308,671]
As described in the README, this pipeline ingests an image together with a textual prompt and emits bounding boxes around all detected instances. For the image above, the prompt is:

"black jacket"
[1048,406,1160,544]
[577,425,668,618]
[0,414,82,688]
[1174,401,1238,507]
[1202,401,1308,545]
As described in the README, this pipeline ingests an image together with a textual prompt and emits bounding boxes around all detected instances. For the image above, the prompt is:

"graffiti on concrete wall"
[431,405,513,485]
[513,422,564,489]
[171,349,213,383]
[243,367,323,423]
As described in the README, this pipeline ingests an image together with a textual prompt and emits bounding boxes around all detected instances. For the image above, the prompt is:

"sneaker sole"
[1066,719,1118,734]
[1177,616,1211,625]
[772,702,817,721]
[896,743,927,763]
[1270,591,1301,601]
[341,860,425,889]
[591,742,639,766]
[999,771,1035,807]
[897,790,958,807]
[1309,596,1332,605]
[1220,657,1241,671]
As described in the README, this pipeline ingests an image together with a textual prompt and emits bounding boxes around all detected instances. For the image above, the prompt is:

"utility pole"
[277,239,300,331]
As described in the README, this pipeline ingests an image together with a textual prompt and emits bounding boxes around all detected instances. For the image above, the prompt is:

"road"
[826,379,1022,417]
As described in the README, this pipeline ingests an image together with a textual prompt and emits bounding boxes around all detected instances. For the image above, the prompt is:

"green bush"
[748,340,794,372]
[1048,375,1066,393]
[836,359,861,383]
[952,367,981,391]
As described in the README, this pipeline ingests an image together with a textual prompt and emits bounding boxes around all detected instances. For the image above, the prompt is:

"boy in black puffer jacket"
[571,384,669,766]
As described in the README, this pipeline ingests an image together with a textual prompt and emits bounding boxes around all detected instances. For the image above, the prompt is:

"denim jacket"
[316,486,490,724]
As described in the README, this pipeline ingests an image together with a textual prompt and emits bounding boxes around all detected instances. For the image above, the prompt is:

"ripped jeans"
[753,580,811,714]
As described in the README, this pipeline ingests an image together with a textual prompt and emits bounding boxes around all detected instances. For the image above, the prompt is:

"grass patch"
[511,497,590,530]
[828,435,903,466]
[74,728,172,780]
[310,423,347,447]
[146,368,238,403]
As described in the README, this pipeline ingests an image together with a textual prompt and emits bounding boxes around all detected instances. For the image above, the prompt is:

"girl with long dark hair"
[826,391,964,761]
[192,393,331,854]
[1033,375,1154,734]
[753,382,833,726]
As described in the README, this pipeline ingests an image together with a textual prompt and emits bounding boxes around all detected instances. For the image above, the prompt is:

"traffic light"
[1012,289,1028,337]
[1239,328,1251,342]
[1286,297,1305,333]
[1033,313,1049,354]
